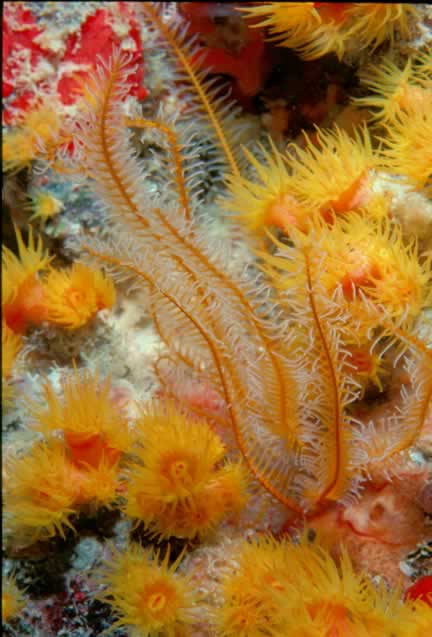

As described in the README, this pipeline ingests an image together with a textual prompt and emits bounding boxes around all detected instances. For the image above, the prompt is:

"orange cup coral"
[2,574,26,624]
[3,434,124,545]
[28,367,132,468]
[3,440,83,542]
[2,100,65,173]
[42,262,116,329]
[2,225,52,334]
[125,401,248,539]
[95,542,198,637]
[241,3,417,61]
[215,533,432,637]
[225,126,385,238]
[2,227,116,334]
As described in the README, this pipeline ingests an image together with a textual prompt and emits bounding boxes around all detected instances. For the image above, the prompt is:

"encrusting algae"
[2,2,432,636]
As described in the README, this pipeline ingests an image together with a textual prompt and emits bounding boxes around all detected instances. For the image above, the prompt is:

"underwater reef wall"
[2,3,432,636]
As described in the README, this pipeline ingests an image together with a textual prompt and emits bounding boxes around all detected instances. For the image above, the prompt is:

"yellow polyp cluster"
[3,12,432,629]
[215,534,432,637]
[268,213,431,330]
[28,367,131,468]
[318,214,432,326]
[2,227,116,337]
[342,4,417,53]
[215,535,294,637]
[241,3,417,61]
[96,542,198,637]
[2,574,26,624]
[3,369,132,543]
[3,443,120,545]
[2,321,24,405]
[42,262,116,329]
[125,401,248,540]
[2,226,52,302]
[2,100,65,173]
[225,126,384,237]
[352,50,432,196]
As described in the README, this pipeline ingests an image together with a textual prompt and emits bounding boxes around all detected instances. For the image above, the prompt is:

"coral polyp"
[215,534,432,637]
[379,99,432,196]
[3,440,81,542]
[28,367,132,468]
[2,100,65,173]
[286,125,379,220]
[313,213,431,325]
[2,573,27,624]
[26,189,64,227]
[224,140,304,234]
[2,226,52,333]
[42,262,116,329]
[353,52,432,123]
[96,543,198,637]
[241,3,418,60]
[225,125,384,237]
[2,227,116,335]
[125,402,248,539]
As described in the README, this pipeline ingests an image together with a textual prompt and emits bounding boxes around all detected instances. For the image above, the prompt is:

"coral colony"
[2,2,432,636]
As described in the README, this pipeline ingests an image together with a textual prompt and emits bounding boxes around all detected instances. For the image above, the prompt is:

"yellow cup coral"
[287,125,379,220]
[42,262,116,329]
[354,50,432,195]
[95,542,198,637]
[2,225,52,334]
[215,534,432,637]
[224,140,308,234]
[2,100,65,173]
[241,3,417,61]
[266,212,432,329]
[216,535,295,637]
[353,52,432,124]
[28,367,131,469]
[318,213,432,325]
[125,401,248,539]
[3,434,123,544]
[2,574,26,624]
[26,189,64,228]
[379,98,432,196]
[3,440,82,542]
[225,126,385,238]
